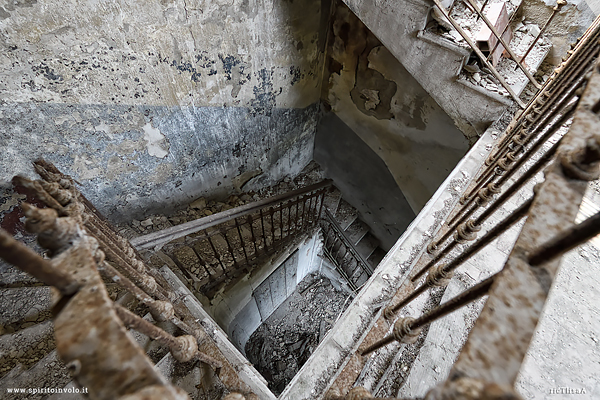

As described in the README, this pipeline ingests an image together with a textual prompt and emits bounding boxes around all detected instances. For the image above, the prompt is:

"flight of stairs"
[321,188,387,291]
[0,162,390,399]
[341,0,551,141]
[130,180,388,303]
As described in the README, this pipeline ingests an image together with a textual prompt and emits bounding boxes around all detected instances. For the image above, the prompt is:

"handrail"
[131,179,333,250]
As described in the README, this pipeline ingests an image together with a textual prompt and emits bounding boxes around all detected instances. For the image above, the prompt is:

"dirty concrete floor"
[245,273,352,395]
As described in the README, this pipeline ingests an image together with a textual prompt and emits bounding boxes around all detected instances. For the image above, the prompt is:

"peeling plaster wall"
[520,0,597,64]
[322,2,469,212]
[0,0,328,221]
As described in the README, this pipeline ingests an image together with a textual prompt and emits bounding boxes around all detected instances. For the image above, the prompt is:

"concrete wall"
[208,233,323,354]
[0,0,329,221]
[314,113,416,250]
[321,2,470,213]
[520,0,598,65]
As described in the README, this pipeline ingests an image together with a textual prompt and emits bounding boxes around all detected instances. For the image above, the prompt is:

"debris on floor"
[429,0,552,98]
[117,161,325,238]
[245,273,352,395]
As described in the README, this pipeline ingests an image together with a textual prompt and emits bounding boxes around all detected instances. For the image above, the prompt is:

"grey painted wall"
[0,0,328,221]
[315,113,416,251]
[1,103,318,220]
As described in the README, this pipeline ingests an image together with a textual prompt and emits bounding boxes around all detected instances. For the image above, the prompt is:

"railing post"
[247,214,259,258]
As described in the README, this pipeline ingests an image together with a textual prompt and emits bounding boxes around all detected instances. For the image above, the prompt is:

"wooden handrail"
[131,179,333,250]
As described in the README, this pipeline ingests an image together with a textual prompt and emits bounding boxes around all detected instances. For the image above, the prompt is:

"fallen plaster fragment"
[142,122,169,159]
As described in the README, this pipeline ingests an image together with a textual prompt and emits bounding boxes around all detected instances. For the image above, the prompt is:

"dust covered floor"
[245,273,353,395]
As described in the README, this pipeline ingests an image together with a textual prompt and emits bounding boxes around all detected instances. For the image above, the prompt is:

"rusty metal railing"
[326,14,600,400]
[431,0,567,107]
[0,160,257,399]
[321,209,373,292]
[134,180,332,297]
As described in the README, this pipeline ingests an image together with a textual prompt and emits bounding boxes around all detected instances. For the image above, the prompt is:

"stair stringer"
[341,0,511,142]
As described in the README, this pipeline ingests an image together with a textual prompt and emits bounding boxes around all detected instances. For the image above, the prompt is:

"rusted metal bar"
[279,203,284,240]
[363,274,496,356]
[465,0,540,88]
[306,194,316,229]
[87,222,163,299]
[317,189,327,220]
[206,234,226,273]
[323,209,373,275]
[222,231,239,269]
[131,180,332,250]
[86,222,144,271]
[10,203,189,399]
[420,197,532,281]
[299,195,308,231]
[486,25,600,167]
[459,94,578,210]
[290,198,299,236]
[234,218,250,263]
[259,209,269,252]
[388,198,531,317]
[475,78,582,189]
[429,138,561,253]
[114,304,221,368]
[12,176,69,216]
[478,68,586,184]
[440,57,600,393]
[474,0,489,23]
[97,261,176,322]
[0,228,80,295]
[529,208,600,265]
[520,0,567,66]
[247,215,259,257]
[432,0,526,107]
[269,206,276,246]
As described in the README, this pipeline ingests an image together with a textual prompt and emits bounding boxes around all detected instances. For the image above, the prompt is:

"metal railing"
[320,209,373,292]
[132,180,332,296]
[432,0,567,107]
[0,160,252,400]
[327,14,600,399]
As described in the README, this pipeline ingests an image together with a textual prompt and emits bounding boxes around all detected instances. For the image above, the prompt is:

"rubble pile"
[245,273,352,395]
[117,161,325,238]
[429,0,553,98]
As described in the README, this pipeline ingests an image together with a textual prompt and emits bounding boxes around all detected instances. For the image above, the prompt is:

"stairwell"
[338,0,552,141]
[0,160,395,399]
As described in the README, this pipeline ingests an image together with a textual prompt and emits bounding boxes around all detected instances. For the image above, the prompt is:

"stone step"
[0,350,71,400]
[345,218,370,246]
[367,247,387,270]
[0,287,52,334]
[323,187,343,216]
[355,232,380,261]
[335,199,359,231]
[0,320,54,380]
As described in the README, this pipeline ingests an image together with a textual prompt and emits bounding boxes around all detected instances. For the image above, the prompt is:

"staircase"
[320,189,386,291]
[129,178,388,301]
[0,161,275,400]
[341,0,552,141]
[0,158,391,399]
